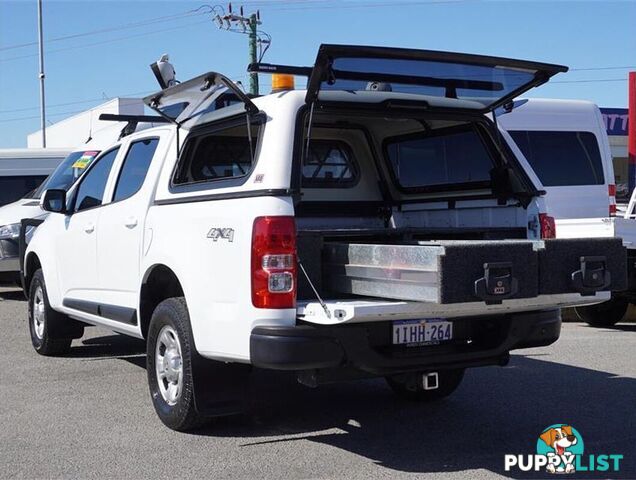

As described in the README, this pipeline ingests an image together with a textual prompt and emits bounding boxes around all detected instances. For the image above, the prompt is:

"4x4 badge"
[207,228,234,242]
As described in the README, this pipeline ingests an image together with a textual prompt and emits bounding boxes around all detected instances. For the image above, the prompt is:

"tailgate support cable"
[304,102,316,168]
[298,259,331,319]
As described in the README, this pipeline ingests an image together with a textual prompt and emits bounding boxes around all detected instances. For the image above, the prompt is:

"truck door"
[57,147,120,302]
[95,134,165,312]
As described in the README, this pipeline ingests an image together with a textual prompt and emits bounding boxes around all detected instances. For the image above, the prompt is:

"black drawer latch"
[571,256,611,296]
[475,262,519,305]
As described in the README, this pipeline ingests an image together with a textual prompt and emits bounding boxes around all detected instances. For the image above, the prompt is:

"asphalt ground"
[1,285,634,480]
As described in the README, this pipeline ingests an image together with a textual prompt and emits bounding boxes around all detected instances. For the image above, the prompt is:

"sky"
[0,0,635,148]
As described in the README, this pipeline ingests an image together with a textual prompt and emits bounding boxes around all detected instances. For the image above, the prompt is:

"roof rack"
[98,113,171,139]
[247,63,312,77]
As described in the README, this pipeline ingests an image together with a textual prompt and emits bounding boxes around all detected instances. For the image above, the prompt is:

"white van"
[498,98,627,326]
[497,99,615,236]
[0,148,71,207]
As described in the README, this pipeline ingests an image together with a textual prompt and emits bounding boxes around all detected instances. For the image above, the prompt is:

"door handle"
[124,216,138,228]
[84,223,95,234]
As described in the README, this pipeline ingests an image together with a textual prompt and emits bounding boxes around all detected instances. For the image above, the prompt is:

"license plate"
[392,319,453,346]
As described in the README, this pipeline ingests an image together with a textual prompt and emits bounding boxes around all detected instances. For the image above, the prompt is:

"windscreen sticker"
[72,151,98,169]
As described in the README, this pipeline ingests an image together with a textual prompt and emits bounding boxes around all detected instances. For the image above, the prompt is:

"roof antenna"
[85,109,93,143]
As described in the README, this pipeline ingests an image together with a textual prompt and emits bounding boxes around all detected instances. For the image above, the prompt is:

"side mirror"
[41,189,68,214]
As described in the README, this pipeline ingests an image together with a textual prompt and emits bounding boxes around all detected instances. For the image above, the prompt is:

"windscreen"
[385,125,494,191]
[29,150,99,198]
[508,131,604,186]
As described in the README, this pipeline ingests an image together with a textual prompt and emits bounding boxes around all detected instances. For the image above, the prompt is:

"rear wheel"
[147,297,204,431]
[575,297,628,327]
[28,269,84,356]
[386,369,465,402]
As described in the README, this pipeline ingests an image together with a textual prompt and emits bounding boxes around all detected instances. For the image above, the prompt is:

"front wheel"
[147,297,203,431]
[575,297,628,327]
[386,369,465,402]
[28,269,83,356]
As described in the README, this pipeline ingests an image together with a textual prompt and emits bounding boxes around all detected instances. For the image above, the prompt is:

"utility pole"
[37,0,46,147]
[248,13,258,96]
[213,4,269,96]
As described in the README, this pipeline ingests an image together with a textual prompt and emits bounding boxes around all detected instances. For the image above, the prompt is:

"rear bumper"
[250,309,561,376]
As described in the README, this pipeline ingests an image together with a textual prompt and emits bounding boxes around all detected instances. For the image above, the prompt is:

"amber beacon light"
[271,74,295,93]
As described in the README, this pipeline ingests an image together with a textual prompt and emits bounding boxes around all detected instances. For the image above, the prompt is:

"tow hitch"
[571,256,611,296]
[423,372,439,390]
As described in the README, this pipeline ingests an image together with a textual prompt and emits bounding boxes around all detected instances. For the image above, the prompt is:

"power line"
[0,19,210,63]
[0,108,98,123]
[571,65,636,71]
[552,78,628,84]
[0,10,203,52]
[266,0,476,10]
[213,4,271,95]
[0,0,322,53]
[0,90,154,115]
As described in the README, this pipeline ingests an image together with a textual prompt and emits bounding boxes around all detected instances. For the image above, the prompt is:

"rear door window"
[302,140,359,188]
[508,131,604,186]
[113,139,159,202]
[384,125,494,191]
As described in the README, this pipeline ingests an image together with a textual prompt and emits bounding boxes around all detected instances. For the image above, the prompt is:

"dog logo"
[505,424,623,474]
[537,424,584,474]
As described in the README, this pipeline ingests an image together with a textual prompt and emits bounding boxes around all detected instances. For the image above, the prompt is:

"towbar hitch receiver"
[571,256,611,296]
[474,262,518,305]
[423,372,439,390]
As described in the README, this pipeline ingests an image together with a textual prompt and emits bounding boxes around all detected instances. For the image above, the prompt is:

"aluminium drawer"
[323,240,539,304]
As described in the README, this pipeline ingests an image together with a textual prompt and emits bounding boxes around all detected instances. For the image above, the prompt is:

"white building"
[28,97,144,148]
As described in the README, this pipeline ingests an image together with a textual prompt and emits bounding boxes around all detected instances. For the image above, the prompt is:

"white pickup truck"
[23,45,626,431]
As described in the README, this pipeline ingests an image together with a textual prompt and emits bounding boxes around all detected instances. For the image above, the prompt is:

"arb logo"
[504,424,623,474]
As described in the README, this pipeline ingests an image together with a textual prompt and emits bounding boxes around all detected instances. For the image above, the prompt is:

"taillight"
[608,184,617,217]
[251,216,296,308]
[539,213,556,239]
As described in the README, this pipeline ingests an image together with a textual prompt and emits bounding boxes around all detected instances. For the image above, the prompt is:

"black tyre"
[28,269,84,356]
[575,298,628,327]
[386,369,465,402]
[147,297,204,431]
